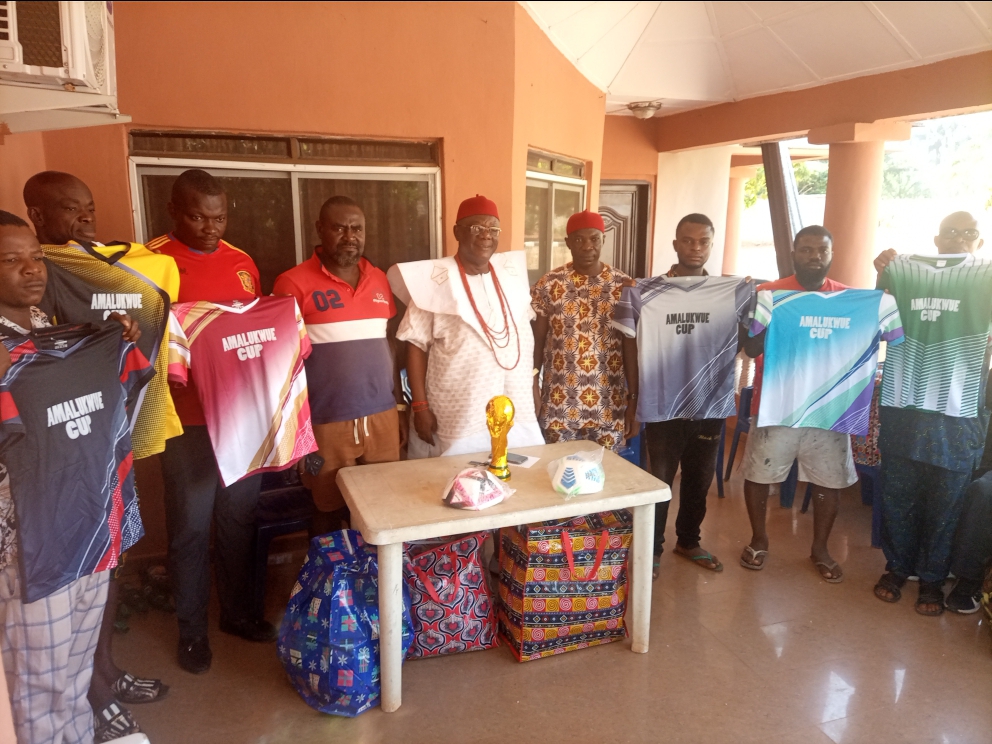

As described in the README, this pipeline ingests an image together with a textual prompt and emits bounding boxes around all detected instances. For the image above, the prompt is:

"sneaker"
[945,577,982,614]
[177,636,212,674]
[219,617,278,643]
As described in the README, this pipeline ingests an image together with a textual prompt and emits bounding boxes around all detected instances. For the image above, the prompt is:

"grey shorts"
[740,426,857,489]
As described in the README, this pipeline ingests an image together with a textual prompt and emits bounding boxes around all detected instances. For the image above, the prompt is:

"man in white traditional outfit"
[388,194,545,457]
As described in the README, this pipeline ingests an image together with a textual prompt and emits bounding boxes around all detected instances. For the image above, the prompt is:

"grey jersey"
[613,275,755,422]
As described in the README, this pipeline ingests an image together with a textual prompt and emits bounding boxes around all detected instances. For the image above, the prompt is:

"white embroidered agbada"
[389,250,545,458]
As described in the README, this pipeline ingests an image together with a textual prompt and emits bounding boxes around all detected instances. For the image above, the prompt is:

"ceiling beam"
[650,51,992,152]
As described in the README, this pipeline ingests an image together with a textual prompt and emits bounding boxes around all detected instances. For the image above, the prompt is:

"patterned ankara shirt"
[531,263,630,451]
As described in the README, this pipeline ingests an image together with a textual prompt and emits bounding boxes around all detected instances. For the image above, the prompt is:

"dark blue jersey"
[0,324,153,601]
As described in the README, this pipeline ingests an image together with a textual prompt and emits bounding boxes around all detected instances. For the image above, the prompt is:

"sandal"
[674,545,723,572]
[873,572,906,603]
[739,545,767,570]
[652,555,661,581]
[112,671,170,704]
[94,702,141,743]
[811,556,843,583]
[915,581,945,616]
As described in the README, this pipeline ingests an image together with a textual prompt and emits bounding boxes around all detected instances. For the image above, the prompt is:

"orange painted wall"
[601,115,657,183]
[509,3,605,249]
[44,1,521,253]
[654,51,992,152]
[0,131,47,221]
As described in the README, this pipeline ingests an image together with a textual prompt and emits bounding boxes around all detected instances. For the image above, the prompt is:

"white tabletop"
[336,441,671,545]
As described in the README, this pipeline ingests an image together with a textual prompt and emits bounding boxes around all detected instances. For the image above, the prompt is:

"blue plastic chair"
[715,421,726,498]
[618,423,644,468]
[723,386,754,482]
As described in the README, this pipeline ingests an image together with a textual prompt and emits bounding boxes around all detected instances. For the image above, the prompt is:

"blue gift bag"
[278,530,413,717]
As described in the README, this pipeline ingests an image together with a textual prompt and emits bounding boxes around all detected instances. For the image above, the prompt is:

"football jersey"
[751,289,904,434]
[148,234,261,426]
[169,295,317,486]
[272,255,396,423]
[40,240,182,458]
[613,275,755,422]
[879,254,992,417]
[0,324,153,602]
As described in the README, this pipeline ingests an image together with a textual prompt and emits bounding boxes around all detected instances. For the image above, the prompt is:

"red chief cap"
[566,210,605,236]
[456,194,500,222]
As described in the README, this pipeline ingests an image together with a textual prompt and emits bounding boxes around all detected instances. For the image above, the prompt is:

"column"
[723,165,758,276]
[808,121,911,288]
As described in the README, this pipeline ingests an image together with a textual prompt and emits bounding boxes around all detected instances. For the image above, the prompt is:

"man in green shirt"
[872,211,988,617]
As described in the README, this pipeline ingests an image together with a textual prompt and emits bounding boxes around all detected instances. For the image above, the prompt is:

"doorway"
[599,181,651,278]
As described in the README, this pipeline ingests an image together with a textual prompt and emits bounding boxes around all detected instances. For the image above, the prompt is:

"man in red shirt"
[739,226,854,582]
[273,196,406,531]
[148,169,272,675]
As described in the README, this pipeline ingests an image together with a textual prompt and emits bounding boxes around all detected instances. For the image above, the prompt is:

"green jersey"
[880,254,992,418]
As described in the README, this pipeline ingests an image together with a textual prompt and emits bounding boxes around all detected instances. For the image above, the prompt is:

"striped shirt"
[273,256,396,424]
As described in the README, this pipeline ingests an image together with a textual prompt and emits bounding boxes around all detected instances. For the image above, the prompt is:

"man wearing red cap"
[388,195,545,457]
[531,210,636,451]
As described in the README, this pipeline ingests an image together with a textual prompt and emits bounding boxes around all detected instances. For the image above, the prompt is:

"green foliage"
[794,161,828,195]
[743,161,827,208]
[744,167,766,208]
[881,152,930,199]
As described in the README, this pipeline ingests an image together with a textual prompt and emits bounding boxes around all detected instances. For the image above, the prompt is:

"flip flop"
[674,545,724,572]
[810,556,843,583]
[739,545,767,570]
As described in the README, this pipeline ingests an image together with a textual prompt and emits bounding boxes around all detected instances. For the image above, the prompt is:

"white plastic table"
[336,441,671,712]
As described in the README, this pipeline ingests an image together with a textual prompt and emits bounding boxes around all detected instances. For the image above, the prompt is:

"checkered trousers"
[0,566,109,744]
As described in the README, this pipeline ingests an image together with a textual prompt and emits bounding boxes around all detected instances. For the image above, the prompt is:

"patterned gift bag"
[497,510,632,661]
[277,530,413,717]
[404,532,499,658]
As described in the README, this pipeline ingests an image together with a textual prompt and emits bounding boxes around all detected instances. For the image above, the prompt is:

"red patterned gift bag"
[404,532,499,658]
[497,510,632,662]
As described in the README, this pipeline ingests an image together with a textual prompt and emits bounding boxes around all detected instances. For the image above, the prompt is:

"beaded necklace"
[455,253,521,371]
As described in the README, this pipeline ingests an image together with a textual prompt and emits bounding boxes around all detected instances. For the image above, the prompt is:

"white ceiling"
[520,1,992,116]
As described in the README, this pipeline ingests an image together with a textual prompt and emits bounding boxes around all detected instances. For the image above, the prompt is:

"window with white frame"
[128,133,442,294]
[523,150,587,285]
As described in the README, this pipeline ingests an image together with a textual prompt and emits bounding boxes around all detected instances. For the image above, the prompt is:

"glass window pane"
[298,178,431,272]
[139,170,295,295]
[551,185,583,271]
[525,182,549,285]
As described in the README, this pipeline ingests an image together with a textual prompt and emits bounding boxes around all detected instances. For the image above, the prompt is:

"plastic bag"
[277,530,413,717]
[442,468,515,510]
[547,448,606,498]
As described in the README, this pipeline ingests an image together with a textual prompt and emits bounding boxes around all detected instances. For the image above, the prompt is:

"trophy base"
[488,465,511,481]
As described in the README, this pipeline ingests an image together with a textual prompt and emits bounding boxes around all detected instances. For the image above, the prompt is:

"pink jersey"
[169,296,316,486]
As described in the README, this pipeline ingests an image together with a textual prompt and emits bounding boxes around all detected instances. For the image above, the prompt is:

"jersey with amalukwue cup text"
[0,324,153,602]
[40,240,182,458]
[169,295,317,487]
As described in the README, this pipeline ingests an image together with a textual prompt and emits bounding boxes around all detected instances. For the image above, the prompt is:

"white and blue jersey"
[751,289,904,435]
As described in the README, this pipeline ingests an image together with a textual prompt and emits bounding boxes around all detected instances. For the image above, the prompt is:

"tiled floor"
[114,471,992,744]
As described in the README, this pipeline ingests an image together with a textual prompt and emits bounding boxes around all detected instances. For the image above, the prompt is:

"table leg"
[378,541,403,712]
[630,503,655,654]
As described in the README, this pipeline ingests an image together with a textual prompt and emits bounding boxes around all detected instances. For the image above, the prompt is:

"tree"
[744,167,766,208]
[881,152,930,199]
[743,161,827,207]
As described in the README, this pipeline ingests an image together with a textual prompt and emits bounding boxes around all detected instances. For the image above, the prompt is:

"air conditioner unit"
[0,0,116,96]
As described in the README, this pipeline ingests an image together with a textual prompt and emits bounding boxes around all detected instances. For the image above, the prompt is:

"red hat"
[456,194,499,222]
[566,210,605,235]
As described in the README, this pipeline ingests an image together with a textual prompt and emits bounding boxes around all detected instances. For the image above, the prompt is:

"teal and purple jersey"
[750,289,903,435]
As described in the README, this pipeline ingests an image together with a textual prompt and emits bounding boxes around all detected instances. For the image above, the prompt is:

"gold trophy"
[486,395,515,481]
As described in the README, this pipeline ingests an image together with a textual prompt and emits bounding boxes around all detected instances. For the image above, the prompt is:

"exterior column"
[723,165,757,276]
[822,141,885,288]
[809,121,911,288]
